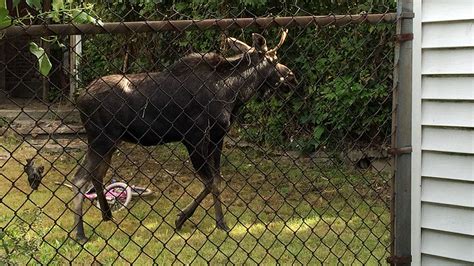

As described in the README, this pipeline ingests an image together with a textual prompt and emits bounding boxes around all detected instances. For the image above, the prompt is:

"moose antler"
[226,37,252,53]
[267,29,288,54]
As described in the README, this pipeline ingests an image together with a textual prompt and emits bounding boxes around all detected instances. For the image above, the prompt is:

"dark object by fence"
[24,158,44,190]
[71,30,296,242]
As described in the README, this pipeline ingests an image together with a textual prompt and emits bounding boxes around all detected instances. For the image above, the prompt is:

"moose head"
[225,29,297,95]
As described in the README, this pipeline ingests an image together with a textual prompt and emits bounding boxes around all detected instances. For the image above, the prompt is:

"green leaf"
[12,0,21,8]
[26,0,42,10]
[49,10,60,22]
[52,0,63,11]
[0,0,5,9]
[87,14,103,26]
[313,126,325,141]
[29,42,52,76]
[174,2,187,11]
[72,10,87,23]
[0,8,11,29]
[72,10,102,25]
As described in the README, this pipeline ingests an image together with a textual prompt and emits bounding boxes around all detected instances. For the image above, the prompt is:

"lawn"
[0,135,391,265]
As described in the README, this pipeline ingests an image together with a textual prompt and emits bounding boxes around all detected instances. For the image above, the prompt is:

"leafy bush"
[0,208,45,264]
[240,22,394,152]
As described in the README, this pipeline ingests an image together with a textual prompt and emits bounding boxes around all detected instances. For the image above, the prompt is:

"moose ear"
[38,166,44,173]
[226,37,252,53]
[252,33,267,53]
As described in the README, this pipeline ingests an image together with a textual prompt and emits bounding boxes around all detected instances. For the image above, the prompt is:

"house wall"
[412,0,474,264]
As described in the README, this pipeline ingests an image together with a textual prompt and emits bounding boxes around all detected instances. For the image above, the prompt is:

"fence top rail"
[1,13,396,37]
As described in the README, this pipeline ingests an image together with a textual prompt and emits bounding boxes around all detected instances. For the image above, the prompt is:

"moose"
[72,30,296,242]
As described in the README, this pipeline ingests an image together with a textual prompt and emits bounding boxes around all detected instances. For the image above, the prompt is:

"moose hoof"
[175,212,187,230]
[216,221,230,232]
[102,210,113,221]
[75,234,89,244]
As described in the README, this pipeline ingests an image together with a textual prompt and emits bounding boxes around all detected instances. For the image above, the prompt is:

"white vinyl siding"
[422,0,474,22]
[422,76,474,100]
[421,49,474,75]
[413,0,474,265]
[422,101,474,128]
[421,203,474,236]
[421,178,474,208]
[422,254,474,266]
[422,21,474,48]
[422,152,474,182]
[422,127,474,154]
[421,230,474,262]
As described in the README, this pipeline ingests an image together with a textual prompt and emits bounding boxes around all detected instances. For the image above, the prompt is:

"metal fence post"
[41,0,51,102]
[389,0,413,265]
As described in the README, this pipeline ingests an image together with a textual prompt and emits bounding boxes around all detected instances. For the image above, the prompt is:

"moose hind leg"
[175,139,214,230]
[175,180,212,230]
[71,148,115,242]
[209,137,229,231]
[212,178,229,231]
[71,161,93,242]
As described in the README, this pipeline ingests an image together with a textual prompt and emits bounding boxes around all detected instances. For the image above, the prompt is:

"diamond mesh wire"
[0,3,397,264]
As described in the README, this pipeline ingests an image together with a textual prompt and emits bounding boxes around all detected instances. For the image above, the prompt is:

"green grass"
[0,135,391,265]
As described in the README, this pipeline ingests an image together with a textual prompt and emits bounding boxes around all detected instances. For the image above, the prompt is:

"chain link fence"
[0,2,397,264]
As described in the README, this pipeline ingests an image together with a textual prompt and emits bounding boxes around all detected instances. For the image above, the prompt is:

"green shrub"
[0,208,45,264]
